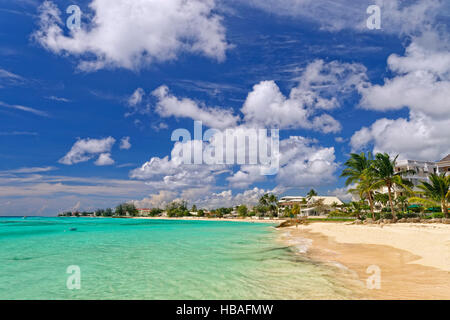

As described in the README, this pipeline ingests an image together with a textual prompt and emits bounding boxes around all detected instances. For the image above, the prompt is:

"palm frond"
[408,197,438,207]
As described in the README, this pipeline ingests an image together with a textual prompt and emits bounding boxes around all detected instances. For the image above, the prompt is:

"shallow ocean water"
[0,217,359,299]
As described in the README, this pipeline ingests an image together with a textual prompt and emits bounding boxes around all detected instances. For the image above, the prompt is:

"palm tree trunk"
[387,185,397,221]
[367,191,375,220]
[442,199,448,219]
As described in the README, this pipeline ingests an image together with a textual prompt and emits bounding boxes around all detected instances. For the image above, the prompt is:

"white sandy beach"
[297,222,450,271]
[282,222,450,299]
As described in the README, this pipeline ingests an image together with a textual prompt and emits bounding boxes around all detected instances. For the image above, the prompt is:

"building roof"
[279,195,343,206]
[438,154,450,162]
[307,196,344,206]
[278,196,305,203]
[280,196,305,200]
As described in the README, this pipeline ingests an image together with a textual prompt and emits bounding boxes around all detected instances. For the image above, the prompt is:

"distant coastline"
[130,216,284,224]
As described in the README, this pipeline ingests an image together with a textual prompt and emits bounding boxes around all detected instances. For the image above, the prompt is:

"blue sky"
[0,0,449,215]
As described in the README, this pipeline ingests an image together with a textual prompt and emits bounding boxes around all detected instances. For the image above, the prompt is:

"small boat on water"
[69,227,77,231]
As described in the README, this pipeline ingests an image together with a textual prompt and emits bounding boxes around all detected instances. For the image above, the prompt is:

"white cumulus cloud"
[59,137,116,165]
[359,31,450,118]
[120,137,131,150]
[276,136,338,188]
[95,153,115,166]
[241,60,367,133]
[352,30,450,161]
[350,111,450,161]
[33,0,229,71]
[152,85,239,129]
[129,140,228,189]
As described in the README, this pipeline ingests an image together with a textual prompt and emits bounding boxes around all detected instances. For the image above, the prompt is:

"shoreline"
[279,222,450,299]
[131,216,284,224]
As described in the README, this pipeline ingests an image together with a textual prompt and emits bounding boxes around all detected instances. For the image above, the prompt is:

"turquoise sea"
[0,217,359,299]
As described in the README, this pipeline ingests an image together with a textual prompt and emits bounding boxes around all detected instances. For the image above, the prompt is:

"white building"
[278,196,306,205]
[352,154,450,201]
[278,195,343,217]
[437,154,450,176]
[395,159,439,188]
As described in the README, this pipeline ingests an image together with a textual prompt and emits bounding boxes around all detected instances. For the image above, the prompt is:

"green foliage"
[114,203,138,216]
[259,193,278,217]
[281,206,292,218]
[126,203,138,216]
[103,208,113,217]
[291,204,300,217]
[115,204,125,216]
[216,207,233,217]
[374,193,389,206]
[369,153,415,219]
[381,213,393,220]
[149,208,163,217]
[237,205,248,217]
[341,152,376,219]
[197,209,205,217]
[254,204,268,215]
[166,200,189,217]
[396,195,409,212]
[404,213,419,218]
[431,212,445,219]
[408,205,422,213]
[306,189,318,199]
[328,210,353,217]
[410,173,450,218]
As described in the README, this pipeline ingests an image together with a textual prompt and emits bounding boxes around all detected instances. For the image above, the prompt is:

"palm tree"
[306,189,318,200]
[349,201,363,219]
[409,173,450,218]
[374,192,389,209]
[395,195,409,213]
[370,153,414,221]
[341,152,376,219]
[331,201,339,210]
[259,193,278,217]
[292,204,300,217]
[268,194,278,216]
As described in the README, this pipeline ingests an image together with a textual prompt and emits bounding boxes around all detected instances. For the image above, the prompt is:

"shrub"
[409,206,422,213]
[328,210,351,217]
[431,212,444,219]
[382,213,393,219]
